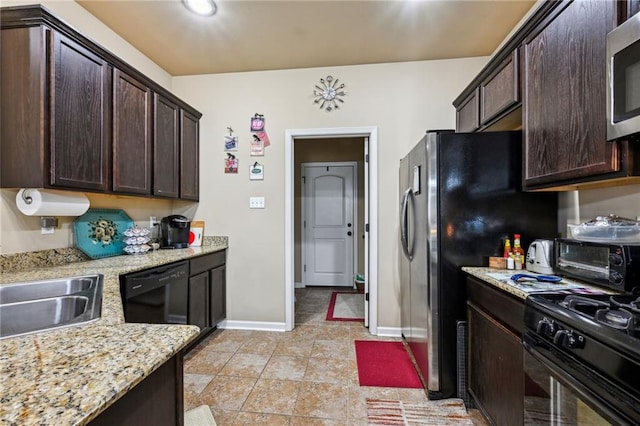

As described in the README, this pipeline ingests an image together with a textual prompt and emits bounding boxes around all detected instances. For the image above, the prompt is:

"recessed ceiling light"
[183,0,217,16]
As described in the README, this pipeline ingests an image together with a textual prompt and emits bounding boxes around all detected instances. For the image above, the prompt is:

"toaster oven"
[554,238,640,293]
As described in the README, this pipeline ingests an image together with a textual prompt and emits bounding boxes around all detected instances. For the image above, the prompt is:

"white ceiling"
[75,0,536,76]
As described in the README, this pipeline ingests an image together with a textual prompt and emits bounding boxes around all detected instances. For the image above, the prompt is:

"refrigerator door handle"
[400,188,414,260]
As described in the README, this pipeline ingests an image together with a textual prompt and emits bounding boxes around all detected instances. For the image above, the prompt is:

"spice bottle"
[513,234,525,269]
[503,238,512,258]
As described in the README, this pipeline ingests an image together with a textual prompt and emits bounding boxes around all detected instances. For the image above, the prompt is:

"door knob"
[347,231,352,236]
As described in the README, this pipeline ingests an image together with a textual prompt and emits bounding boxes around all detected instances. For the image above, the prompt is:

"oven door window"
[613,39,640,123]
[523,336,632,425]
[125,282,188,324]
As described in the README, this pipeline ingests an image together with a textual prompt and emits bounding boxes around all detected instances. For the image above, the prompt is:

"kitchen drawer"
[189,250,225,276]
[467,276,524,335]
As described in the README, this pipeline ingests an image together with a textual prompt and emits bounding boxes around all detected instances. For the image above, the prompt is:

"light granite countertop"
[462,266,613,300]
[0,238,228,426]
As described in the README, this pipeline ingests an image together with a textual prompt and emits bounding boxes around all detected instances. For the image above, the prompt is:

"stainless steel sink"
[0,276,97,304]
[0,275,103,339]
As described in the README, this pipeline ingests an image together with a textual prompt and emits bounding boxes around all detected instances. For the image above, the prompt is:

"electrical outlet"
[249,197,265,209]
[150,216,158,227]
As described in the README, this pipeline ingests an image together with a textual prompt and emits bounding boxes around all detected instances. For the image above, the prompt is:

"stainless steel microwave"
[606,13,640,141]
[555,238,640,293]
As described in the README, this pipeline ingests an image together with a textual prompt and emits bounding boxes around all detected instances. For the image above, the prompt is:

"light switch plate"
[249,197,265,209]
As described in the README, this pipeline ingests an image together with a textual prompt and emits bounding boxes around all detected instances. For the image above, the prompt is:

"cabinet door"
[50,31,111,191]
[523,1,618,188]
[180,110,199,200]
[209,264,226,326]
[188,272,209,330]
[113,69,151,195]
[1,26,47,188]
[468,302,524,426]
[456,88,480,133]
[480,50,519,126]
[153,94,180,198]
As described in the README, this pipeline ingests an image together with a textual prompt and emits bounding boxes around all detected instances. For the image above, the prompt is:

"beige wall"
[293,138,365,284]
[171,57,490,327]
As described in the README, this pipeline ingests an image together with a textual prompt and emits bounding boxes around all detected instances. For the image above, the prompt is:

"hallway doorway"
[285,126,378,334]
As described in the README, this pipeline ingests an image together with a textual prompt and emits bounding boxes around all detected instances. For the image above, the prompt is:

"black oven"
[121,261,189,324]
[523,294,640,425]
[607,13,640,141]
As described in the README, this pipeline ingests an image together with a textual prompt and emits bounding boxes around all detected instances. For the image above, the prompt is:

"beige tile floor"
[184,287,487,425]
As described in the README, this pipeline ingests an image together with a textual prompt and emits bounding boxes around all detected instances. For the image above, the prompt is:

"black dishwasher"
[121,262,189,324]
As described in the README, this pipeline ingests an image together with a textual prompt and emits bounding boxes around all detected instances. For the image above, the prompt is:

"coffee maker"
[160,215,191,249]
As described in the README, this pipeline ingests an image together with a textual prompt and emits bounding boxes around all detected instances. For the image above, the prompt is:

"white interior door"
[303,163,355,286]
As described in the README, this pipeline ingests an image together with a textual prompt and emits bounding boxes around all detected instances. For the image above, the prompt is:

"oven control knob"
[536,318,557,337]
[553,330,585,349]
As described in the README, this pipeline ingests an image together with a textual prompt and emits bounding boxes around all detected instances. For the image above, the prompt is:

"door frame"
[285,126,378,334]
[300,161,358,287]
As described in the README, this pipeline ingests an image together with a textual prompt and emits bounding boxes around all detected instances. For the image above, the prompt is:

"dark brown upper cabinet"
[113,69,152,195]
[0,25,112,190]
[153,94,180,198]
[522,1,620,189]
[454,46,524,133]
[0,5,202,200]
[180,110,200,201]
[51,31,112,192]
[453,0,640,190]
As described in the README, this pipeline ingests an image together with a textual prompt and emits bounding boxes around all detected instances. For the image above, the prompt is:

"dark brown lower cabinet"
[89,353,183,426]
[209,263,226,326]
[186,250,227,346]
[467,276,524,426]
[189,271,209,330]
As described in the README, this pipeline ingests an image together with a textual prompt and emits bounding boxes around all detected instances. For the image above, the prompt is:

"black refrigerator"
[399,130,558,400]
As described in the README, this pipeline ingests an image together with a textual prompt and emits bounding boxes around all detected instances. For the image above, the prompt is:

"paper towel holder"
[19,189,58,231]
[21,188,34,205]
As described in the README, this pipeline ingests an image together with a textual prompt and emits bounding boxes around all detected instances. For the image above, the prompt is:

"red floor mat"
[354,340,424,388]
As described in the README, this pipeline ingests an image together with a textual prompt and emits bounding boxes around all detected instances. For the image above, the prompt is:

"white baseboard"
[375,326,402,338]
[220,320,287,332]
[295,282,304,288]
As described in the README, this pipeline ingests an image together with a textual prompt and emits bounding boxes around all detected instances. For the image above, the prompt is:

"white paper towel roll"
[16,189,90,216]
